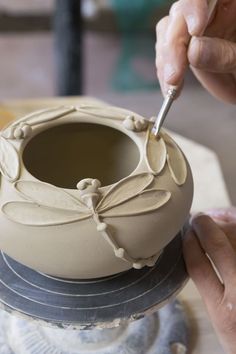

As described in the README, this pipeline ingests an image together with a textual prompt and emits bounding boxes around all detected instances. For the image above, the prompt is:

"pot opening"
[23,123,140,189]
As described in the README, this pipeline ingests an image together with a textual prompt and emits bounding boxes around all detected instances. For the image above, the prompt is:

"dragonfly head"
[123,115,148,132]
[77,178,101,210]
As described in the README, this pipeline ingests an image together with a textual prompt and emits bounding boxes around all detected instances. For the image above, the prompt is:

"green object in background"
[110,0,170,92]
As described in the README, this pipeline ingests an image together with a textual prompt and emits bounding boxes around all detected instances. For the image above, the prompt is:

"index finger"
[161,1,190,87]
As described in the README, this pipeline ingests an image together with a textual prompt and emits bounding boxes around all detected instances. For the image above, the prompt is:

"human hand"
[183,210,236,354]
[155,0,236,104]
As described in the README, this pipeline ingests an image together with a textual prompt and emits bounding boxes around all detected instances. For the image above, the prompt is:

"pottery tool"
[152,0,218,137]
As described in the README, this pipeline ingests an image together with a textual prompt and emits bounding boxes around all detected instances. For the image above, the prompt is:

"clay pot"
[0,103,193,279]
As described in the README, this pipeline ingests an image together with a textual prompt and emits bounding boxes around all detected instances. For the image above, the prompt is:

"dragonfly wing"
[145,129,167,175]
[161,132,187,186]
[2,202,91,226]
[100,189,171,217]
[0,137,20,182]
[11,106,76,127]
[15,180,87,213]
[97,173,154,213]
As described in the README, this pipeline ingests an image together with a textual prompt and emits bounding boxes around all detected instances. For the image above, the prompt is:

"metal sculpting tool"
[152,86,178,136]
[152,0,218,137]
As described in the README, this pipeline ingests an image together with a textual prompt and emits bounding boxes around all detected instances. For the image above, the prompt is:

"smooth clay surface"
[0,102,193,278]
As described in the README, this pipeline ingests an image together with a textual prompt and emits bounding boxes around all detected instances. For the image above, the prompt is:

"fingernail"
[189,212,206,226]
[190,36,202,50]
[164,63,176,82]
[205,209,222,218]
[205,208,236,222]
[186,15,198,35]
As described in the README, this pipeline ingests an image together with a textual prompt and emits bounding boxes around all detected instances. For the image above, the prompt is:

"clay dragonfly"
[3,173,171,268]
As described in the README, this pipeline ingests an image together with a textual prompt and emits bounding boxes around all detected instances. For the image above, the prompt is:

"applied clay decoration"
[145,130,167,175]
[0,102,193,278]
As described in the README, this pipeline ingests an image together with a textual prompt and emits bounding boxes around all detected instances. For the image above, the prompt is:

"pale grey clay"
[0,102,193,278]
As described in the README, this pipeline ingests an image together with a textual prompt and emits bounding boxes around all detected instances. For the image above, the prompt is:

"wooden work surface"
[0,97,232,353]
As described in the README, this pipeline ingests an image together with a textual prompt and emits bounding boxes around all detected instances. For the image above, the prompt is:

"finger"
[205,0,236,38]
[188,37,236,73]
[183,229,223,308]
[204,208,236,251]
[181,0,209,36]
[156,17,184,98]
[191,67,236,104]
[210,221,236,250]
[191,215,236,285]
[162,1,190,86]
[156,17,170,95]
[162,0,210,86]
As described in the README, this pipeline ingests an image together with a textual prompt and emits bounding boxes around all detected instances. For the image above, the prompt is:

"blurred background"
[0,0,235,203]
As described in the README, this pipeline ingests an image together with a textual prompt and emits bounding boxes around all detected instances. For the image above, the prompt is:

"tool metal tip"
[151,125,159,137]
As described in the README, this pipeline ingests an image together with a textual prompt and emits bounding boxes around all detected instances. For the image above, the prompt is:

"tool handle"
[152,87,178,135]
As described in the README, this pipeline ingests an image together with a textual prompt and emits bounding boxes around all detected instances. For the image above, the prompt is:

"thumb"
[188,36,236,73]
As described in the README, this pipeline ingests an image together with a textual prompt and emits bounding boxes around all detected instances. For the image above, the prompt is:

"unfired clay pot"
[0,102,193,279]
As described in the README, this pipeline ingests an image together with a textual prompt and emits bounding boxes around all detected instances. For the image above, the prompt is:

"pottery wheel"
[0,232,187,329]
